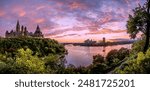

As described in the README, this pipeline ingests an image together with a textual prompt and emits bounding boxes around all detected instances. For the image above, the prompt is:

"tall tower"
[16,20,20,32]
[103,37,106,43]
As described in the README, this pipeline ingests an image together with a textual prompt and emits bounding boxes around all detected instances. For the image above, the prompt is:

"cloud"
[69,1,87,10]
[86,28,126,35]
[0,10,5,17]
[36,5,46,11]
[53,34,80,38]
[0,0,146,42]
[35,18,45,23]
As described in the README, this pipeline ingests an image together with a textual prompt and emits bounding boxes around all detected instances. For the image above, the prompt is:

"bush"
[0,48,65,74]
[93,54,104,64]
[114,48,150,74]
[106,48,129,63]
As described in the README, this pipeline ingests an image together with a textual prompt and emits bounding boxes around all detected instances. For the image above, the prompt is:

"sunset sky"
[0,0,145,43]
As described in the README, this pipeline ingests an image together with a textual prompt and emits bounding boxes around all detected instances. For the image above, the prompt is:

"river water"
[65,44,132,67]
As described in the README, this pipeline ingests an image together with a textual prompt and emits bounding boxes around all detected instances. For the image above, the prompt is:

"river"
[65,44,132,67]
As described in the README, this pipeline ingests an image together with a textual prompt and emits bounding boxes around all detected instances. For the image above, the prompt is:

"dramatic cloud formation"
[0,0,146,42]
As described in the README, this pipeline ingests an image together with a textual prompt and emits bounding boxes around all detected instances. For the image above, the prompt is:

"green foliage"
[106,48,129,65]
[0,48,66,74]
[14,48,45,74]
[127,3,148,38]
[114,48,150,74]
[0,37,66,74]
[0,48,44,74]
[106,49,118,63]
[93,54,104,64]
[127,0,150,52]
[90,63,108,74]
[61,65,89,74]
[0,38,66,56]
[131,39,145,54]
[90,47,129,74]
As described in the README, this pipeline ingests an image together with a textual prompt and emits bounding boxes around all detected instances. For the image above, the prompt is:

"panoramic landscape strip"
[0,0,150,74]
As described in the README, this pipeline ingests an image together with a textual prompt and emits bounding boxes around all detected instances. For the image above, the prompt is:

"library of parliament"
[5,20,44,38]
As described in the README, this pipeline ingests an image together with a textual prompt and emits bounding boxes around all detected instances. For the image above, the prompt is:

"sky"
[0,0,146,43]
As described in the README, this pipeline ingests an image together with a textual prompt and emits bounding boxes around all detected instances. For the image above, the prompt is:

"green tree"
[127,0,150,52]
[14,48,45,74]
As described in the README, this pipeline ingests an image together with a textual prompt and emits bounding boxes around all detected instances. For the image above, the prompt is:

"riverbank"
[62,40,134,47]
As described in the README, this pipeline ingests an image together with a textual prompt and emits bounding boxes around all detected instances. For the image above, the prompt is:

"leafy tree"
[106,49,118,64]
[127,0,150,52]
[13,48,45,74]
[93,54,104,64]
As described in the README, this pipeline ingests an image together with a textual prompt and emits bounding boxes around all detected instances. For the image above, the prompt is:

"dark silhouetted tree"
[127,0,150,52]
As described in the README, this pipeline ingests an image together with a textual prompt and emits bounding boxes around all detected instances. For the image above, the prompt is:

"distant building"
[84,39,96,46]
[103,37,106,43]
[5,20,44,38]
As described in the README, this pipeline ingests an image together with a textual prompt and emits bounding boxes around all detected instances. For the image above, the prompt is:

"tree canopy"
[127,0,150,52]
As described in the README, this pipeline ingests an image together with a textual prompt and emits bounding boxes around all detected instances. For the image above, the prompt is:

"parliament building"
[5,21,44,38]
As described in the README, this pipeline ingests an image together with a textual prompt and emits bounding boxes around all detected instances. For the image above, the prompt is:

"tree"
[127,0,150,52]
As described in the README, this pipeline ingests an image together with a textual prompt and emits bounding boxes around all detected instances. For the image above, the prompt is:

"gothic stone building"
[5,21,44,38]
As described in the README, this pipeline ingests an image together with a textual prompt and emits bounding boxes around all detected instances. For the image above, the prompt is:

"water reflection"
[65,44,131,67]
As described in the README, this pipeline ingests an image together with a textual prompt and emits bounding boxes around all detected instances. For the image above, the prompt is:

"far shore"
[62,41,134,47]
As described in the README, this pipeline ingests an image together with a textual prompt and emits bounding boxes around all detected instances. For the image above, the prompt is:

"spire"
[16,20,20,32]
[21,25,24,32]
[36,25,40,31]
[17,20,19,25]
[34,25,43,38]
[35,25,41,33]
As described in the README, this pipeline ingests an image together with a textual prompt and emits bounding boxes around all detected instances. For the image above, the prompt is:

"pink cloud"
[12,6,26,17]
[35,18,45,23]
[36,5,46,11]
[86,28,126,35]
[0,10,5,17]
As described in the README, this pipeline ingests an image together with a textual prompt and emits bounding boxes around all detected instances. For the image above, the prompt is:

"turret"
[5,30,9,38]
[21,25,24,32]
[21,25,24,36]
[24,27,28,36]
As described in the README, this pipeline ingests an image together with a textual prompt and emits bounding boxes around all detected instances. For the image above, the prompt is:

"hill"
[0,37,66,56]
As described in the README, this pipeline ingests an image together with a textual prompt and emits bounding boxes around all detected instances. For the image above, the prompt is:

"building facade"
[5,21,44,38]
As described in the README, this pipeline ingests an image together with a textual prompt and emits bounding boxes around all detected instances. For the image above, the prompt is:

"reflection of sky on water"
[65,44,131,67]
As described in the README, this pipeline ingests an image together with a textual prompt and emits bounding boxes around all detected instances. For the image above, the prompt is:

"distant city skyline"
[0,0,145,42]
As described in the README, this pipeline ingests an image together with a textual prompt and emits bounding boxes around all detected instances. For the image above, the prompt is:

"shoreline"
[63,41,134,47]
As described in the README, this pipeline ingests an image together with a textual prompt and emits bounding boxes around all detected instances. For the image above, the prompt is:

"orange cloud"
[69,2,87,10]
[86,28,126,35]
[19,10,26,17]
[35,18,45,23]
[12,6,26,17]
